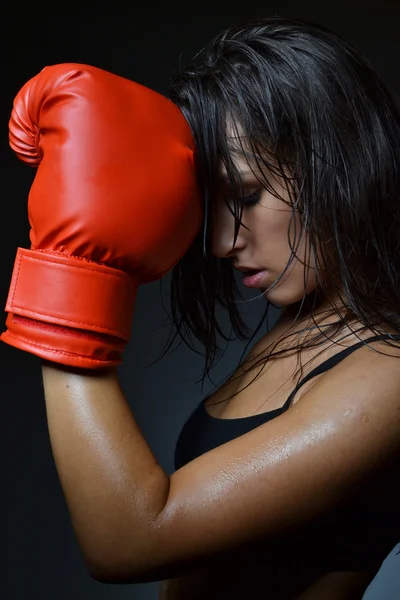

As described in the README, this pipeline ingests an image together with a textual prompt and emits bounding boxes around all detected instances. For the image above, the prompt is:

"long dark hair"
[155,17,400,394]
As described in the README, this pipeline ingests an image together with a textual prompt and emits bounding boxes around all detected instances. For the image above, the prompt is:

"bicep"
[154,348,400,566]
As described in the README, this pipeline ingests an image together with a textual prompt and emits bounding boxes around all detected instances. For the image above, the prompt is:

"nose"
[211,199,246,258]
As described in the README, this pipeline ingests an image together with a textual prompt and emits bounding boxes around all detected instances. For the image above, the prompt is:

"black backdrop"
[3,10,400,600]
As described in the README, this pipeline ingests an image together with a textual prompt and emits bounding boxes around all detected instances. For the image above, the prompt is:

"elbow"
[83,494,188,584]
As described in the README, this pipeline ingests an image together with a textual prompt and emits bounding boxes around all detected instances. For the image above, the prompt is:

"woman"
[158,16,400,598]
[4,16,400,600]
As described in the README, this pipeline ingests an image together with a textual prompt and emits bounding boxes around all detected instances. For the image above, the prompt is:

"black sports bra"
[175,333,400,470]
[173,333,400,572]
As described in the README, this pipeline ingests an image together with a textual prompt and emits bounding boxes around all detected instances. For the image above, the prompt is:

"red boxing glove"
[1,63,202,369]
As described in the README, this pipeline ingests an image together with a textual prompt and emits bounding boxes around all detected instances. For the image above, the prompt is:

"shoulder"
[317,334,400,400]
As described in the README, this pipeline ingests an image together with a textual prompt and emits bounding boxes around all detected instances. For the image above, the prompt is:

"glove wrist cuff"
[2,247,138,368]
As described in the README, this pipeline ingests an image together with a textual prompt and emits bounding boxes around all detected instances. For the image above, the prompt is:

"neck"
[283,290,345,325]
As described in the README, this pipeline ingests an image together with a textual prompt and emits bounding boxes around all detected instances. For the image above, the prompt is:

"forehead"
[219,121,259,181]
[218,149,266,187]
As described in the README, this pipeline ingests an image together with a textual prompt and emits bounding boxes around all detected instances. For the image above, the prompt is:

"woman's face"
[212,138,322,308]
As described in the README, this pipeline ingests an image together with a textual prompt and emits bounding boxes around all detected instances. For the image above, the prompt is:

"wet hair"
[155,16,400,397]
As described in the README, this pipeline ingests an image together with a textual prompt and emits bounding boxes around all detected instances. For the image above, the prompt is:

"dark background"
[2,10,400,599]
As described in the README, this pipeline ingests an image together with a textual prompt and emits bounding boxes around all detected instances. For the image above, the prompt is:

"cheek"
[252,205,293,248]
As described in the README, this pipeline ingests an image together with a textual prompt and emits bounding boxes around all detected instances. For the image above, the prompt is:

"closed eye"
[241,189,262,206]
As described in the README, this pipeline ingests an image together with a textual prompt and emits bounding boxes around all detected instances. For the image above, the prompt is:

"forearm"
[41,360,170,576]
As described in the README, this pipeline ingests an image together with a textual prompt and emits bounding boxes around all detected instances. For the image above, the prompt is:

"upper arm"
[111,344,400,582]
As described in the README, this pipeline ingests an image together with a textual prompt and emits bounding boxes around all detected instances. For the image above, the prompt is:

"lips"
[242,270,267,288]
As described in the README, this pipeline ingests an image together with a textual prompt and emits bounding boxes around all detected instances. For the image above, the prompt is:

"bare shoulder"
[322,333,400,405]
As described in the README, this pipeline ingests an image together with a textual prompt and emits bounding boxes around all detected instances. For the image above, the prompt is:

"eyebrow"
[227,144,257,161]
[217,170,257,183]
